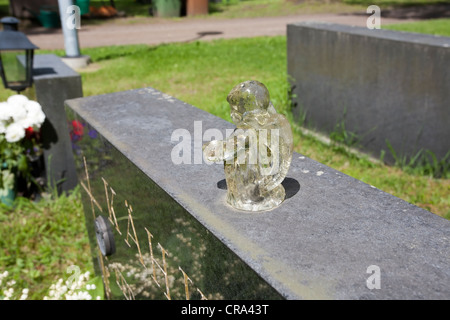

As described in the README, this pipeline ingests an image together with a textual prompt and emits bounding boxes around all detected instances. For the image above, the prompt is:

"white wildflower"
[66,291,92,300]
[6,280,16,287]
[19,288,29,300]
[3,287,14,300]
[86,284,96,290]
[1,268,100,300]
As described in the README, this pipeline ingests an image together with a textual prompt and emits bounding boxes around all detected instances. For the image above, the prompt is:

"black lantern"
[0,17,38,93]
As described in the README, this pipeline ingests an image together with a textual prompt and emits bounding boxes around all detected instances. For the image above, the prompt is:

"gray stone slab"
[287,22,450,165]
[66,87,450,299]
[33,54,81,192]
[33,54,80,80]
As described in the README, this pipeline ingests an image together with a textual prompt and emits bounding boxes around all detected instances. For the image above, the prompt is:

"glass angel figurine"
[203,80,293,211]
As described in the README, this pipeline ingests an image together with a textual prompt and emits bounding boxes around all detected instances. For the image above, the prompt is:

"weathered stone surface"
[66,87,450,299]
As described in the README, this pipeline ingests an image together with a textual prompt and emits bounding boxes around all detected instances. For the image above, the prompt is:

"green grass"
[342,0,446,5]
[79,38,290,122]
[0,187,98,299]
[384,18,450,37]
[208,0,366,19]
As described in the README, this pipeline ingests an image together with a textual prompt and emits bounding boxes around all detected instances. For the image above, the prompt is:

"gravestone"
[65,87,450,300]
[287,22,450,165]
[34,54,82,192]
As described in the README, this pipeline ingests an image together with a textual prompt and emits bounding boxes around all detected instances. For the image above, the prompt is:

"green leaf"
[17,155,28,173]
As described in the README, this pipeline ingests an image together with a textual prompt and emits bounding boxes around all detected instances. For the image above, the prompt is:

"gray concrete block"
[66,88,450,299]
[34,54,82,192]
[287,22,450,164]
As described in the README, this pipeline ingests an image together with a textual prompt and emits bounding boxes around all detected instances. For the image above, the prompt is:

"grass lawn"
[384,18,450,36]
[0,189,103,299]
[207,0,366,18]
[0,1,449,300]
[342,0,446,5]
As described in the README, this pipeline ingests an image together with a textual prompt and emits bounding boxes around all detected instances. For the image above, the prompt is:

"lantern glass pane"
[0,50,26,87]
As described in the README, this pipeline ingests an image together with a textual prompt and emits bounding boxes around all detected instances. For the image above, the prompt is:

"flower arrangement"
[0,94,46,203]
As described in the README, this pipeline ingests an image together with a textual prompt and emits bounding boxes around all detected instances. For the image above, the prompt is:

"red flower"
[25,126,34,139]
[72,120,84,136]
[25,126,41,141]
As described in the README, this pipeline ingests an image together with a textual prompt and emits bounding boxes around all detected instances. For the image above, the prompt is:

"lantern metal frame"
[0,17,38,93]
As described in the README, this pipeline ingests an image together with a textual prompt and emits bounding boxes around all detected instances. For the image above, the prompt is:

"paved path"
[25,14,408,50]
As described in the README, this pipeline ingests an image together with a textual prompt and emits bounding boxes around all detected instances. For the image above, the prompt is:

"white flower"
[19,288,29,300]
[16,118,32,130]
[6,280,16,287]
[86,284,96,290]
[6,102,27,123]
[21,101,46,129]
[66,291,92,300]
[3,287,14,300]
[7,94,29,107]
[34,109,46,127]
[0,102,12,121]
[24,100,41,112]
[0,120,6,134]
[5,122,25,143]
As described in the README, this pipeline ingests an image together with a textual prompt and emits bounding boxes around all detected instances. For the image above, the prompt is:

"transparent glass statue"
[203,80,293,211]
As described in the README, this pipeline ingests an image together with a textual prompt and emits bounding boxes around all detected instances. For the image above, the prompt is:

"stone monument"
[65,87,450,300]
